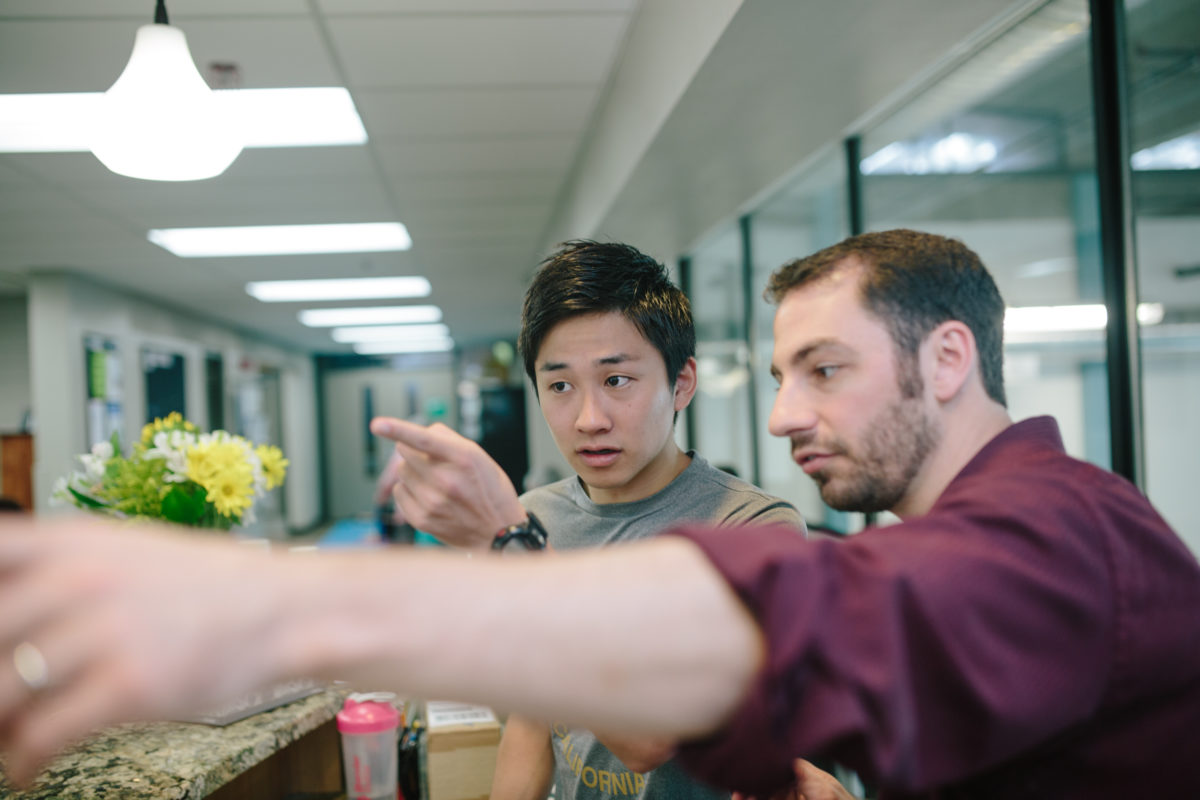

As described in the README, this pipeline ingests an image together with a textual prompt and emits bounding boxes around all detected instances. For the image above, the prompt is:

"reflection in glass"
[750,146,852,532]
[1126,0,1200,554]
[687,223,755,481]
[861,0,1109,469]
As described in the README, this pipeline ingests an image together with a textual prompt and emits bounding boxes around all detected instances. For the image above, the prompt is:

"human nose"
[767,381,817,439]
[575,389,612,433]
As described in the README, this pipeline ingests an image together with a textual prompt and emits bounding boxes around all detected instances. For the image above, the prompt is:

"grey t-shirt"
[519,452,804,800]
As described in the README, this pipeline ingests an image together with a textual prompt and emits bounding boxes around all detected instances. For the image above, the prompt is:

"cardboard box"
[423,702,501,800]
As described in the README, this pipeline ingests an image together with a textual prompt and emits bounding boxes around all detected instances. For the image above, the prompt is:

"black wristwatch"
[491,512,548,552]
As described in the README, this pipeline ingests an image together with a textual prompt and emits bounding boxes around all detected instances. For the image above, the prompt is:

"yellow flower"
[141,411,196,444]
[255,445,289,490]
[186,446,217,484]
[207,468,256,519]
[188,440,256,519]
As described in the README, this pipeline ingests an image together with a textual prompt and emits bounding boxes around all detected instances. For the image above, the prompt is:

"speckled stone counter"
[1,688,348,800]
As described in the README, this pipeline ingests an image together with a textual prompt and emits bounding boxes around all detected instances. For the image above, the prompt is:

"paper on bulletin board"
[84,334,123,449]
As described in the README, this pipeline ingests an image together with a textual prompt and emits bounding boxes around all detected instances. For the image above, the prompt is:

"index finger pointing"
[370,417,435,448]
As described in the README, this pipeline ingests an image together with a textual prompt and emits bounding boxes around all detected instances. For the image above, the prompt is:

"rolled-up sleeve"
[667,507,1112,796]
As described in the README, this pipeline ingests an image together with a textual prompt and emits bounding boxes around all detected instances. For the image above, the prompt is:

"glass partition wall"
[1127,0,1200,551]
[680,0,1200,554]
[687,222,756,483]
[861,0,1108,467]
[749,147,853,533]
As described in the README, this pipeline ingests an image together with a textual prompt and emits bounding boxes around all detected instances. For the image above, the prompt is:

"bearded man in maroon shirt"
[670,229,1200,798]
[3,230,1198,800]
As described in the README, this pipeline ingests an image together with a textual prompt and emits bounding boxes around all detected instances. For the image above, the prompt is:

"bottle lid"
[337,693,400,734]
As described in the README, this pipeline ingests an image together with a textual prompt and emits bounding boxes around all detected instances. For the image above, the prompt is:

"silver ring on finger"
[13,641,51,692]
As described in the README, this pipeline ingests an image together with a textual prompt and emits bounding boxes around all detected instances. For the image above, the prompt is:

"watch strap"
[491,511,548,551]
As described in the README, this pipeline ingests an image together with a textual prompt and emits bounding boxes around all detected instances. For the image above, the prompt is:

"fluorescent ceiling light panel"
[0,88,365,152]
[1132,131,1200,171]
[1004,303,1164,333]
[353,339,456,355]
[0,93,103,152]
[247,277,431,303]
[227,88,366,148]
[150,222,411,257]
[331,324,451,343]
[298,305,442,327]
[861,132,998,175]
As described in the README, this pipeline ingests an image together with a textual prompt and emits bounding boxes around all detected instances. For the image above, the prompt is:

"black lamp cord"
[154,0,169,25]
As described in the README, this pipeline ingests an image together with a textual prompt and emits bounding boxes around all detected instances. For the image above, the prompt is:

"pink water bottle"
[337,692,401,800]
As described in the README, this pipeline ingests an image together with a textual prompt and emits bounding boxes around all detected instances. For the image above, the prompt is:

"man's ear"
[926,321,976,403]
[673,357,699,412]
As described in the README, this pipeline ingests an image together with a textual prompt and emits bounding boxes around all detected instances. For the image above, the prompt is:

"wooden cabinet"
[1,432,33,510]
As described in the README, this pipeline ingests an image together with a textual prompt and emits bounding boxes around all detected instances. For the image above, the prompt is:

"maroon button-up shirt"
[673,417,1200,798]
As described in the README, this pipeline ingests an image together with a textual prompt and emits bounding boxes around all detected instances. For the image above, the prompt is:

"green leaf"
[161,483,208,525]
[68,486,110,510]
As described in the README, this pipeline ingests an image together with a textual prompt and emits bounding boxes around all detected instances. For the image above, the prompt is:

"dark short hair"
[766,229,1007,406]
[519,240,695,391]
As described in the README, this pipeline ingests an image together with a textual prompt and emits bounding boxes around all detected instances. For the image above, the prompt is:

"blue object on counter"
[412,530,446,547]
[319,518,380,547]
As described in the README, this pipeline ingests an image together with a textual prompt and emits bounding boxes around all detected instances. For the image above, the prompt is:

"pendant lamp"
[91,0,243,181]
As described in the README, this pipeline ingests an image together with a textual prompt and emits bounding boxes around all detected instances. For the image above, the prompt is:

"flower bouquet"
[56,412,288,529]
[53,413,315,724]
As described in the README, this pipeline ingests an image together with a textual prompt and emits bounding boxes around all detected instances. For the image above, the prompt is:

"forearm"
[491,714,554,800]
[273,538,763,738]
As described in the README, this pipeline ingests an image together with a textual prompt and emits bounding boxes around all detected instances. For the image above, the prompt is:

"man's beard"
[809,396,940,514]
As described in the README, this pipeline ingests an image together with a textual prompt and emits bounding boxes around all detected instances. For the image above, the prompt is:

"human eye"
[547,380,571,394]
[604,375,631,388]
[814,364,840,381]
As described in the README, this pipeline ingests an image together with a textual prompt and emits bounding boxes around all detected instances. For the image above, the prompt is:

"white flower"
[80,454,107,481]
[49,476,71,507]
[161,450,190,482]
[91,441,114,461]
[145,430,195,483]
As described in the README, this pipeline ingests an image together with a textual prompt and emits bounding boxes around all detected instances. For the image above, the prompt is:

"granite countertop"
[0,688,348,800]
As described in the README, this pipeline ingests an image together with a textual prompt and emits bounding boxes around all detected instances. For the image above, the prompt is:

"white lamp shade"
[91,24,243,181]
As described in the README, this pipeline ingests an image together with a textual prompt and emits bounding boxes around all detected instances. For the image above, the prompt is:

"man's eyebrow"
[771,338,844,376]
[794,338,842,362]
[538,352,635,373]
[596,353,633,366]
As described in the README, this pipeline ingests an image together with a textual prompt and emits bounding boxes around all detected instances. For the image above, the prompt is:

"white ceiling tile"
[156,19,342,88]
[394,172,561,203]
[71,179,396,230]
[0,159,40,186]
[317,1,636,13]
[403,202,551,234]
[0,151,144,184]
[376,134,577,174]
[328,14,631,88]
[0,18,339,93]
[354,85,597,138]
[0,1,310,17]
[212,146,381,180]
[0,20,144,93]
